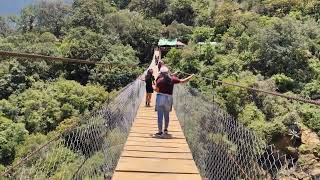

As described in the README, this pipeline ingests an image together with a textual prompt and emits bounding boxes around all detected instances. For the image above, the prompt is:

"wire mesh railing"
[0,50,157,180]
[173,84,298,180]
[1,78,145,179]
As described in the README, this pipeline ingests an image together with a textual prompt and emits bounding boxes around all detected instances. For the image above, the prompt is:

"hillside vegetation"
[0,0,320,177]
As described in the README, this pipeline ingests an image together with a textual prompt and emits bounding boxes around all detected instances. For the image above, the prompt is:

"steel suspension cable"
[0,50,138,67]
[178,71,320,106]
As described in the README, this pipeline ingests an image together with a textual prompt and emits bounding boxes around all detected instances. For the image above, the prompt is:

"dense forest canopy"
[0,0,320,178]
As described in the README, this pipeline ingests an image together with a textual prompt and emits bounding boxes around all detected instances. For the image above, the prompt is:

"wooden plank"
[121,151,193,159]
[132,121,181,125]
[131,125,182,130]
[125,141,189,148]
[129,131,185,136]
[112,55,201,179]
[132,122,180,126]
[116,157,199,174]
[124,145,191,153]
[112,172,201,180]
[127,133,185,139]
[126,136,188,144]
[129,126,182,131]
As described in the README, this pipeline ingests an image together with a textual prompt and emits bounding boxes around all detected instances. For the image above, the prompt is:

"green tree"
[0,116,28,166]
[304,0,320,21]
[0,32,63,99]
[301,80,320,100]
[61,27,118,83]
[71,0,116,31]
[249,18,312,82]
[103,10,163,62]
[129,0,168,19]
[19,6,36,32]
[192,26,215,43]
[0,17,11,37]
[62,27,116,60]
[162,21,192,42]
[263,0,302,17]
[90,44,142,91]
[299,104,320,136]
[162,0,196,26]
[0,79,108,134]
[35,0,71,37]
[212,1,240,35]
[109,0,131,9]
[271,74,295,93]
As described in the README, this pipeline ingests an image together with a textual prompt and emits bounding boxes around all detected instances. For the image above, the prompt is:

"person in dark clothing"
[158,60,164,71]
[142,69,155,107]
[154,66,194,136]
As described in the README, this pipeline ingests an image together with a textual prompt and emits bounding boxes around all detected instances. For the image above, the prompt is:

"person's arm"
[153,77,159,92]
[179,74,194,83]
[153,84,159,92]
[152,77,155,85]
[139,75,145,81]
[171,71,179,76]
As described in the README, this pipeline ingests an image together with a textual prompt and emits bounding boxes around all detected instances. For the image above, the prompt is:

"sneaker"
[155,132,163,136]
[164,129,168,135]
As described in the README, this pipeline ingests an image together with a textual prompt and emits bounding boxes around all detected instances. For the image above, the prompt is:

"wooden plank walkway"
[112,51,201,180]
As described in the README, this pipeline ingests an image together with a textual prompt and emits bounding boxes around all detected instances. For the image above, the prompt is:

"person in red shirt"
[154,66,194,136]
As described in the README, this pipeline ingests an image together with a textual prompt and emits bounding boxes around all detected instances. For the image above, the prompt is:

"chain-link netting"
[1,78,145,180]
[173,84,298,180]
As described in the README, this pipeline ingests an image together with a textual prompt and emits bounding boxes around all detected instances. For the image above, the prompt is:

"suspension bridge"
[112,57,201,180]
[0,50,319,179]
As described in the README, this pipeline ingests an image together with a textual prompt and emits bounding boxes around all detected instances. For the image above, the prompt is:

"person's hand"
[171,71,179,76]
[153,85,159,92]
[138,75,145,81]
[187,74,195,80]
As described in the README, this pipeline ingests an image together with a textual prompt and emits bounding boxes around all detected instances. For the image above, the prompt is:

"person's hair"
[145,69,153,79]
[162,72,172,84]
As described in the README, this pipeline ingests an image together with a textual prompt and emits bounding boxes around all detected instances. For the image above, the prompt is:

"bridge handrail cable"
[178,71,320,106]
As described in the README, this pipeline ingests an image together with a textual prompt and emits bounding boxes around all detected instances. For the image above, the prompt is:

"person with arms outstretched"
[154,66,194,136]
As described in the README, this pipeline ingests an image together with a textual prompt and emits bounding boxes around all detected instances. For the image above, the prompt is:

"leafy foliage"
[0,116,28,166]
[0,79,108,134]
[165,2,320,173]
[89,44,142,91]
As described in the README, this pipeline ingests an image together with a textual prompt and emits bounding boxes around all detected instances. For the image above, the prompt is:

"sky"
[0,0,73,16]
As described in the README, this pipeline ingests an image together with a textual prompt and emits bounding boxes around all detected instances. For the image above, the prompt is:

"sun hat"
[160,66,169,73]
